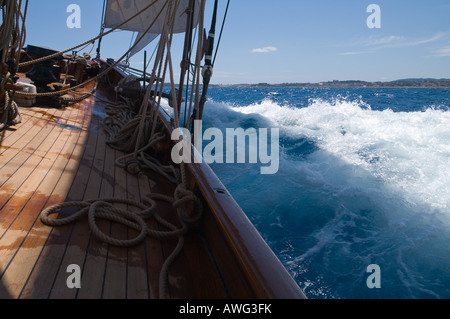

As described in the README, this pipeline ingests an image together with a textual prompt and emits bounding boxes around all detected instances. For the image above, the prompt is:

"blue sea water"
[166,86,450,299]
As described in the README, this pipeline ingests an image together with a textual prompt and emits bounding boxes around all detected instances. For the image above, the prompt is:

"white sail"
[104,0,200,34]
[129,32,158,57]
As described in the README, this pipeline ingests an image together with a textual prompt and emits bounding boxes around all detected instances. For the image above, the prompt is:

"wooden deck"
[0,65,307,300]
[0,84,227,299]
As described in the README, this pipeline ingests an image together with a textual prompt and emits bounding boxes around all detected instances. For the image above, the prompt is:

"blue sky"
[24,0,450,84]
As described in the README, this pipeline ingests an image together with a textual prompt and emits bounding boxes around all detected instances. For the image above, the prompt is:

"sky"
[23,0,450,84]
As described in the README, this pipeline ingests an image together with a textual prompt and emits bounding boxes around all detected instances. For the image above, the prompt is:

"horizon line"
[208,78,450,87]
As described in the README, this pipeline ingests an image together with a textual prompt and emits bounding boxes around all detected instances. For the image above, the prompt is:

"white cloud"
[252,46,278,53]
[337,50,374,56]
[336,33,450,58]
[406,32,446,46]
[365,35,404,46]
[367,32,446,49]
[432,45,450,57]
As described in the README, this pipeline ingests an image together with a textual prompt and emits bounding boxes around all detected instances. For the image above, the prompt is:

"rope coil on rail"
[1,72,22,131]
[0,90,22,131]
[103,93,181,183]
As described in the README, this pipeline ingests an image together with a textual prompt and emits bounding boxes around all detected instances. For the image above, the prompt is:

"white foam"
[226,97,450,215]
[195,95,450,298]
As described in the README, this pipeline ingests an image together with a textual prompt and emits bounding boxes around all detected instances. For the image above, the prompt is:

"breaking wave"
[198,89,450,299]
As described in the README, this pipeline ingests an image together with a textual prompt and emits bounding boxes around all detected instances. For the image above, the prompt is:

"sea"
[166,86,450,299]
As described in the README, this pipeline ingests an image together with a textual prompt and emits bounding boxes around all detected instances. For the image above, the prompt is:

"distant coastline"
[213,78,450,88]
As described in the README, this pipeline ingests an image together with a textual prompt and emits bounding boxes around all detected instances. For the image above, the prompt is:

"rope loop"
[40,201,91,226]
[87,201,148,247]
[40,198,158,247]
[172,185,203,225]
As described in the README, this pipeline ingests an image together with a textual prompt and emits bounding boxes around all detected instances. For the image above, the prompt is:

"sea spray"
[162,86,450,298]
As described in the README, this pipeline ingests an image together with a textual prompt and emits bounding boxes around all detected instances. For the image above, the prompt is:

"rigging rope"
[95,0,107,59]
[18,0,161,68]
[40,0,210,299]
[0,85,22,131]
[212,0,230,66]
[0,0,26,131]
[15,1,169,99]
[37,0,231,299]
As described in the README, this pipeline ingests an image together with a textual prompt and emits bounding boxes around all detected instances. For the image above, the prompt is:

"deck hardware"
[214,188,229,196]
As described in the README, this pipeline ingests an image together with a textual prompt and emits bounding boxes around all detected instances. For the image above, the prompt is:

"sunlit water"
[165,86,450,299]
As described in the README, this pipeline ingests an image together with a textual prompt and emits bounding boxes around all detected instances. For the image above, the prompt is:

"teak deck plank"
[0,104,87,298]
[75,118,109,299]
[47,113,102,299]
[100,148,127,299]
[20,113,92,298]
[0,81,234,299]
[0,106,77,169]
[6,107,87,298]
[0,106,77,244]
[20,103,96,299]
[0,109,61,197]
[125,165,149,299]
[0,108,55,159]
[0,109,69,236]
[0,108,43,158]
[139,174,165,299]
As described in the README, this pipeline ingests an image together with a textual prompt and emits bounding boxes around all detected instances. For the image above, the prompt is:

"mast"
[95,0,107,60]
[194,0,218,122]
[177,0,196,118]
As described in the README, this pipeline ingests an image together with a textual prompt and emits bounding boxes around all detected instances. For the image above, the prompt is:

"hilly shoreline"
[214,78,450,88]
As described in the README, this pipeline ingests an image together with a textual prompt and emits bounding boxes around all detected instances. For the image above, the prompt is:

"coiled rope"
[0,88,22,131]
[40,191,202,299]
[0,0,26,131]
[39,0,209,299]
